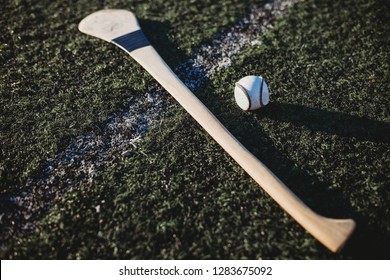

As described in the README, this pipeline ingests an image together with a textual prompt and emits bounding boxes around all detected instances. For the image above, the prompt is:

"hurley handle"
[129,45,356,252]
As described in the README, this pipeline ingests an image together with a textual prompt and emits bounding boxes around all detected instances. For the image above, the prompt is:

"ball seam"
[259,77,265,107]
[235,82,251,111]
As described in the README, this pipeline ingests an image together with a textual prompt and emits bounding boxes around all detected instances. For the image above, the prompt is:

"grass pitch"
[1,0,389,259]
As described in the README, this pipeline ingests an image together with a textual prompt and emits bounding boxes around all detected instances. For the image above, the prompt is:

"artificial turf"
[1,0,389,259]
[0,0,256,188]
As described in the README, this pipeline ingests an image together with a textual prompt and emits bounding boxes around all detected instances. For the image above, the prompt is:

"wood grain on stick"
[79,9,356,252]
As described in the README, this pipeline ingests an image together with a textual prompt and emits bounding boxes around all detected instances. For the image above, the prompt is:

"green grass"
[1,0,389,259]
[0,0,258,188]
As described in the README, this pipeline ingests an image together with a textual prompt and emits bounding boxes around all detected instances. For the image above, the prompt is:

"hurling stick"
[79,9,355,252]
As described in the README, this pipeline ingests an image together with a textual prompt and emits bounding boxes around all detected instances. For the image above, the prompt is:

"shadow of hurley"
[261,102,389,143]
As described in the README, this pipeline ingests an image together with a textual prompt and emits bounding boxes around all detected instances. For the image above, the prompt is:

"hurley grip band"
[112,30,150,52]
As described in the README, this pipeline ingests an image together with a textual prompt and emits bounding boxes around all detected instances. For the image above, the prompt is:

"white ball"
[234,75,269,111]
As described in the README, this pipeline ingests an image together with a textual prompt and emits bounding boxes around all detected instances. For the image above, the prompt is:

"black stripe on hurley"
[112,30,150,52]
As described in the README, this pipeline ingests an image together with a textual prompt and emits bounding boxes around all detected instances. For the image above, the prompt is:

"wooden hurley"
[79,9,356,252]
